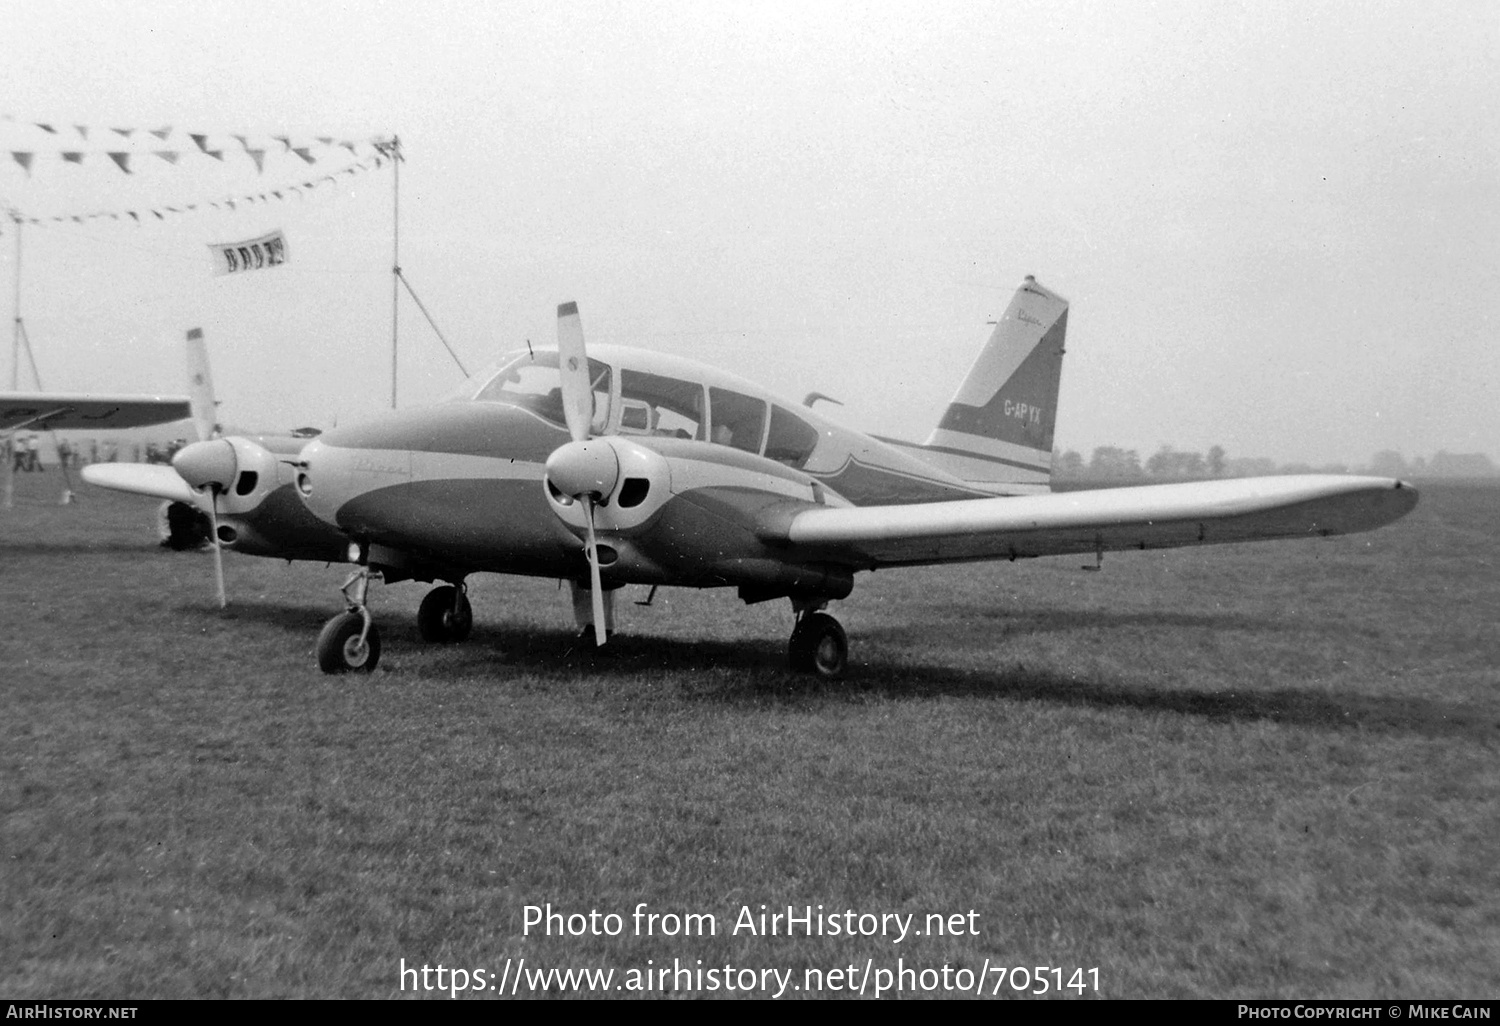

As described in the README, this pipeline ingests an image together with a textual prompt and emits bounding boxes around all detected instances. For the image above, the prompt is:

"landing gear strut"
[788,601,848,680]
[417,583,473,643]
[317,568,382,673]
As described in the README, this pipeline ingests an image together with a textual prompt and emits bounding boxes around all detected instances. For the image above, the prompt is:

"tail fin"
[919,276,1068,494]
[185,327,221,441]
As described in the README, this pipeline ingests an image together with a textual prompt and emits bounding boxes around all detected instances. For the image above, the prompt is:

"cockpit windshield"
[468,350,611,432]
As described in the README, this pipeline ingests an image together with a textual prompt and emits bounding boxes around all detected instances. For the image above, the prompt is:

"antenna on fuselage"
[803,392,843,410]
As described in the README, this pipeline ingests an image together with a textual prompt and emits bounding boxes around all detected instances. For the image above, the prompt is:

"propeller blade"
[206,490,227,609]
[556,301,593,444]
[584,498,606,646]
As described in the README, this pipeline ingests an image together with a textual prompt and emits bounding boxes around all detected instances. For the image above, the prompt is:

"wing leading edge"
[765,475,1418,568]
[80,462,205,506]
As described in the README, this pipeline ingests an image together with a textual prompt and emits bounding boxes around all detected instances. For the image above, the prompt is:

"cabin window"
[473,351,611,433]
[708,387,767,454]
[764,404,819,468]
[619,369,705,440]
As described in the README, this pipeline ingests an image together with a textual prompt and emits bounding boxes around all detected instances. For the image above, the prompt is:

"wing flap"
[1,393,192,432]
[775,475,1418,567]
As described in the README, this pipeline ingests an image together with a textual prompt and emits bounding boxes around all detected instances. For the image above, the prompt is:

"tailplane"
[917,275,1067,494]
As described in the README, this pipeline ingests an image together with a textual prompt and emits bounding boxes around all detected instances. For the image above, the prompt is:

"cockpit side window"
[708,387,767,454]
[473,351,612,432]
[619,369,705,440]
[764,404,820,468]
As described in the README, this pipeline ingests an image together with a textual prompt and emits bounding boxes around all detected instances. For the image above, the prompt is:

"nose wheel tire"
[788,612,848,680]
[417,585,473,643]
[317,611,382,673]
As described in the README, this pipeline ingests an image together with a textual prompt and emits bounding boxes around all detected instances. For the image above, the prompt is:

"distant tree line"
[1053,446,1498,481]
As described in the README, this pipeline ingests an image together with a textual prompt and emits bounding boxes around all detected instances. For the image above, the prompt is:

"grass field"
[2,471,1497,998]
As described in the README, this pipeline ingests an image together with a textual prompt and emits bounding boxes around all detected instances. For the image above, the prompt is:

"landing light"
[347,541,365,564]
[296,472,313,497]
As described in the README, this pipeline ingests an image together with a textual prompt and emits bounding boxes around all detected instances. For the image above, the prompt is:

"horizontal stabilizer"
[1,392,192,432]
[769,475,1418,567]
[82,463,205,507]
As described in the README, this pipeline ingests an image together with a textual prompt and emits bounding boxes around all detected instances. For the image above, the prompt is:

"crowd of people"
[4,435,190,472]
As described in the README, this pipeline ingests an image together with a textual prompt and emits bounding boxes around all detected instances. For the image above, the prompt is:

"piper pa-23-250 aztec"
[85,276,1418,678]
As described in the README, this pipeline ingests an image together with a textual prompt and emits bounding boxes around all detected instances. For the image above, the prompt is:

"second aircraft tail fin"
[185,327,221,441]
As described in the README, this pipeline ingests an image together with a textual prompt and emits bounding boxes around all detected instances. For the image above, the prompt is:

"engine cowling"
[543,436,672,533]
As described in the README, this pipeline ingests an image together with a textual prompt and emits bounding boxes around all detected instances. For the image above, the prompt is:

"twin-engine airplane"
[85,276,1419,678]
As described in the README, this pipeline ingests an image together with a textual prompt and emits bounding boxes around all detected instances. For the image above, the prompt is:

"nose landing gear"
[316,568,383,673]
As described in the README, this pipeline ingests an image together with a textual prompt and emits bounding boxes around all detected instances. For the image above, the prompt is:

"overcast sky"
[3,0,1496,466]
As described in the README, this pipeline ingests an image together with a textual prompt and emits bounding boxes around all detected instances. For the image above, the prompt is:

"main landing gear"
[317,568,383,673]
[788,601,848,680]
[417,583,473,643]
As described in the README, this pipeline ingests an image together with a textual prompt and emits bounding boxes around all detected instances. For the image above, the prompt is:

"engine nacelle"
[544,436,673,534]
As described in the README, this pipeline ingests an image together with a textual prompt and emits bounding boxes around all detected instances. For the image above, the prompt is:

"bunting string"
[2,114,400,224]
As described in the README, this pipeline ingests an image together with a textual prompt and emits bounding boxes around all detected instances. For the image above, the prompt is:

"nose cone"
[545,439,620,499]
[296,437,349,527]
[173,439,236,491]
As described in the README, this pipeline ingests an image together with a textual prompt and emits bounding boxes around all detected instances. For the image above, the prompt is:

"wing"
[762,475,1418,567]
[0,392,192,432]
[81,463,206,507]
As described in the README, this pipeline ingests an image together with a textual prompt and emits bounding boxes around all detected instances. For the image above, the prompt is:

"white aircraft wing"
[766,475,1418,567]
[0,392,192,432]
[81,463,205,507]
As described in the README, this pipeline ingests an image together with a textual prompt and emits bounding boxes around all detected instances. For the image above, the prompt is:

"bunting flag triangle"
[112,127,134,138]
[36,123,56,134]
[154,150,180,164]
[61,152,84,164]
[11,152,33,174]
[74,125,89,140]
[292,147,315,164]
[107,152,132,174]
[189,134,223,159]
[246,148,266,173]
[149,125,172,140]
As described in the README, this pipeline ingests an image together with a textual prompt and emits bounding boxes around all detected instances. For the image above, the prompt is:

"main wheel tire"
[316,611,381,673]
[788,612,848,680]
[417,585,473,643]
